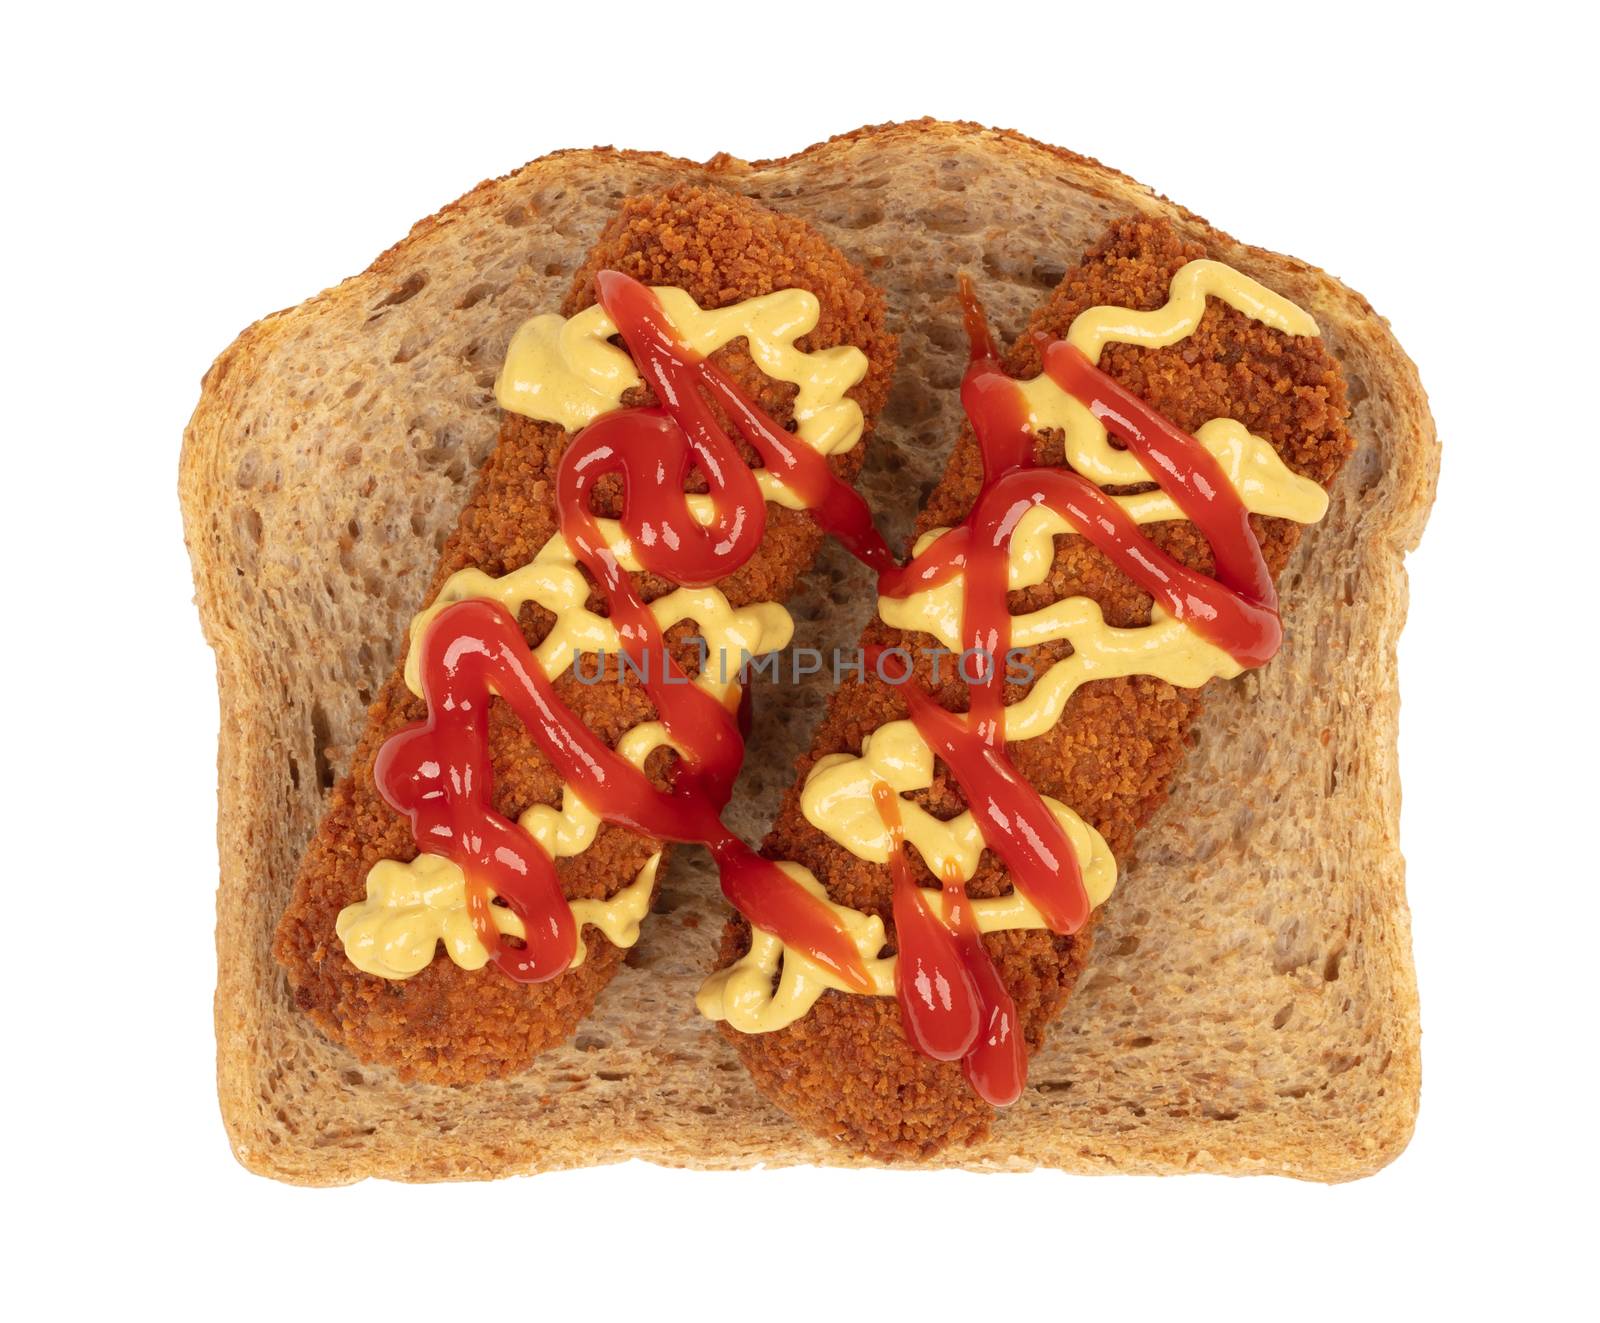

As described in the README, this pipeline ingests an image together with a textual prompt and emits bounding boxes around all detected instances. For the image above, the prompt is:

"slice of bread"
[182,118,1437,1185]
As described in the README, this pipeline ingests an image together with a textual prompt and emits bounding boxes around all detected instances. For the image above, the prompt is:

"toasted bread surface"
[182,119,1436,1184]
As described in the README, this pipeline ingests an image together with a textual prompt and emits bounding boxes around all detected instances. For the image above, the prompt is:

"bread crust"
[183,119,1435,1184]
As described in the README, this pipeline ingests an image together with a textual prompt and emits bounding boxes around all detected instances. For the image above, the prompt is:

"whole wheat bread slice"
[181,118,1437,1185]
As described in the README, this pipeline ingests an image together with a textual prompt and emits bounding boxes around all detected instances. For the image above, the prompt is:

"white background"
[7,2,1594,1317]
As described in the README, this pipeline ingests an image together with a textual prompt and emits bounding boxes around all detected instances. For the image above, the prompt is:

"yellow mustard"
[495,285,869,479]
[338,853,660,981]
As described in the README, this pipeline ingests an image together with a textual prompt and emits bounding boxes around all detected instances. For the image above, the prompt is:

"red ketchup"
[874,782,1024,1104]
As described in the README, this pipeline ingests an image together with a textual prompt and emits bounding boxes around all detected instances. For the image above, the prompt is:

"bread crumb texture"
[182,119,1435,1184]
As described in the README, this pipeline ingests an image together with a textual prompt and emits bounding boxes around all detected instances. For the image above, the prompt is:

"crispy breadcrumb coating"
[717,217,1352,1159]
[274,186,895,1083]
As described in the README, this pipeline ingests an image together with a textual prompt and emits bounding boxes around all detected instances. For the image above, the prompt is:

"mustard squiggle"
[494,286,868,469]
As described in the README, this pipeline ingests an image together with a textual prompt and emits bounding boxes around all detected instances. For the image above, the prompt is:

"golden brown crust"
[718,217,1353,1159]
[273,184,895,1083]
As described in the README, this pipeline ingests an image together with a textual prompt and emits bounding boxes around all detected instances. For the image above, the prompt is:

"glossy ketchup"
[874,781,1024,1104]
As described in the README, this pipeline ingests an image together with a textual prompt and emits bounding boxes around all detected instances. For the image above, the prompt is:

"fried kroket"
[715,217,1353,1158]
[274,185,894,1083]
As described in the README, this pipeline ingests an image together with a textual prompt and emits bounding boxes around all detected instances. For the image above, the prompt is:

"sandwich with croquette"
[182,120,1435,1184]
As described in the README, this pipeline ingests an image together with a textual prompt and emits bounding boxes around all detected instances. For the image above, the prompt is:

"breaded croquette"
[716,218,1352,1159]
[275,185,895,1084]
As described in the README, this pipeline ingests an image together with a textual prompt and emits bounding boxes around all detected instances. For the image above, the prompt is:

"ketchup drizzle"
[376,268,1285,1107]
[374,607,578,982]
